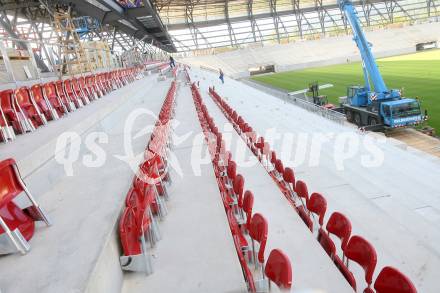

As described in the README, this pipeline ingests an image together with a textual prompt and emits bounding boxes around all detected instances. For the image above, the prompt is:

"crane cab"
[347,85,369,107]
[381,99,423,128]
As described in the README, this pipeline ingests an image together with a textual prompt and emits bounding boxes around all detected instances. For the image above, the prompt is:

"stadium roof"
[150,0,434,52]
[0,0,436,54]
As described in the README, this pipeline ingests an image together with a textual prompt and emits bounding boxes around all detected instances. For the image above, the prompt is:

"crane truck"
[338,0,424,129]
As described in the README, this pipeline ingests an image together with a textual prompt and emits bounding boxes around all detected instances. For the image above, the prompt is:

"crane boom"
[339,0,388,94]
[337,0,424,128]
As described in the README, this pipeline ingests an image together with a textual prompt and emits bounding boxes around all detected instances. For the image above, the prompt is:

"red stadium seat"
[119,207,153,274]
[15,87,46,129]
[0,91,16,142]
[318,212,353,284]
[326,212,352,252]
[226,160,237,186]
[274,159,284,179]
[307,192,327,229]
[374,266,417,293]
[42,82,67,116]
[282,167,295,196]
[0,158,51,255]
[345,235,377,292]
[63,79,83,108]
[55,81,75,112]
[295,180,309,206]
[264,249,293,291]
[71,78,90,105]
[30,84,58,121]
[233,174,245,209]
[249,213,268,268]
[242,190,254,230]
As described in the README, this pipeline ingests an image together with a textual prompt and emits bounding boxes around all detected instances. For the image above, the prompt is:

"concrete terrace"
[0,67,439,293]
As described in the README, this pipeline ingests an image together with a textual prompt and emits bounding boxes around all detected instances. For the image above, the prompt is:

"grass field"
[252,49,440,132]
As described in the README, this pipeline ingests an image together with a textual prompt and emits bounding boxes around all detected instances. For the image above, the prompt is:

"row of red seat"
[208,87,417,293]
[118,80,177,274]
[0,67,143,143]
[0,158,51,255]
[190,80,292,292]
[158,64,171,76]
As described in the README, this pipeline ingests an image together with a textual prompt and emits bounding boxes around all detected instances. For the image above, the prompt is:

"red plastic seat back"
[0,90,14,112]
[249,213,268,264]
[71,78,81,91]
[43,82,57,100]
[55,81,65,95]
[265,249,293,290]
[30,84,50,113]
[0,159,23,208]
[30,84,45,103]
[326,212,352,251]
[63,80,74,94]
[374,266,417,293]
[119,207,141,255]
[242,190,254,229]
[275,159,284,174]
[345,235,377,286]
[233,174,244,207]
[125,187,146,211]
[227,161,236,180]
[295,180,309,203]
[307,193,327,226]
[15,87,33,108]
[283,167,295,185]
[270,151,277,165]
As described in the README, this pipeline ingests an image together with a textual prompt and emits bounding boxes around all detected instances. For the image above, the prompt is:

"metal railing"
[286,94,347,124]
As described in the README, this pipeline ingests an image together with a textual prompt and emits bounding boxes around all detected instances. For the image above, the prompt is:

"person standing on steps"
[219,68,225,84]
[169,56,176,68]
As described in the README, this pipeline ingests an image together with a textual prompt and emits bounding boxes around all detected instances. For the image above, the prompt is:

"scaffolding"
[52,11,91,76]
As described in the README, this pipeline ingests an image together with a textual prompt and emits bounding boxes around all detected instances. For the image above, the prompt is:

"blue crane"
[338,0,424,128]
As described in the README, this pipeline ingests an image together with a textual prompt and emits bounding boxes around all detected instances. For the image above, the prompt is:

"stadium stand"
[181,22,440,78]
[0,65,175,293]
[197,73,421,292]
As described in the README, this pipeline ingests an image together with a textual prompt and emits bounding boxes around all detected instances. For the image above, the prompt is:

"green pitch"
[252,49,440,133]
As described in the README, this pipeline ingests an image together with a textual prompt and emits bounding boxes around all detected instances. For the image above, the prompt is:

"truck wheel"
[346,110,353,122]
[354,113,362,126]
[369,117,378,126]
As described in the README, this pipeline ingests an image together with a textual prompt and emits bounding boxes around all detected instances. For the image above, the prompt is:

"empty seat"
[30,84,58,121]
[0,92,15,142]
[317,211,352,261]
[242,190,254,229]
[42,82,68,116]
[263,249,293,291]
[306,192,327,232]
[282,167,295,197]
[55,80,76,112]
[226,160,237,187]
[274,159,284,179]
[233,174,245,212]
[0,158,51,255]
[249,213,268,272]
[291,181,310,233]
[345,235,378,292]
[71,78,90,105]
[374,266,417,293]
[63,79,83,108]
[119,207,153,274]
[15,87,45,129]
